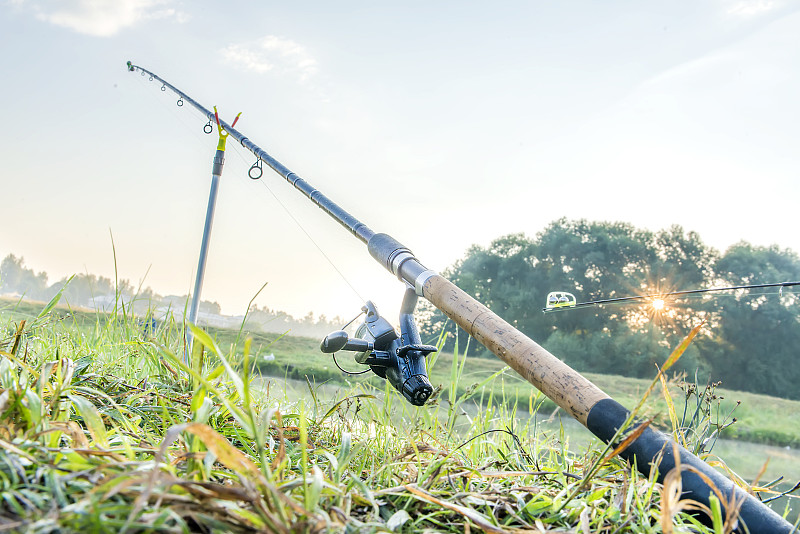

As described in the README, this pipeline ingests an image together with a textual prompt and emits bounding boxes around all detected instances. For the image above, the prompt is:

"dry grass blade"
[68,394,109,448]
[638,321,705,413]
[8,319,25,356]
[0,349,39,379]
[682,464,744,533]
[404,483,507,534]
[750,458,770,492]
[476,470,563,479]
[603,418,654,464]
[659,373,685,447]
[0,437,36,462]
[660,442,709,533]
[393,442,450,461]
[271,411,288,475]
[663,321,705,373]
[127,422,263,529]
[660,441,744,534]
[173,480,256,501]
[48,421,89,449]
[180,422,262,477]
[579,506,590,534]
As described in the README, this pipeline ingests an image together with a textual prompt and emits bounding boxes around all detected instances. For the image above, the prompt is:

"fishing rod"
[543,281,800,313]
[127,62,793,533]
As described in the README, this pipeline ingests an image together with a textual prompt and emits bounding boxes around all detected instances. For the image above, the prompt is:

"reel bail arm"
[320,286,436,406]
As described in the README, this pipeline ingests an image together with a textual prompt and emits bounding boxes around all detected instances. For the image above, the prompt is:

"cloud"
[220,36,318,82]
[724,0,780,16]
[16,0,186,37]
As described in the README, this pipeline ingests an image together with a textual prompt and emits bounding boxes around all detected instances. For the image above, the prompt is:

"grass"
[4,296,800,450]
[218,314,800,449]
[0,296,797,532]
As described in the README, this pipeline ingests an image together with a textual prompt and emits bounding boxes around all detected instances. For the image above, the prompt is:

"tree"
[0,254,49,299]
[421,233,543,354]
[421,219,718,378]
[702,243,800,399]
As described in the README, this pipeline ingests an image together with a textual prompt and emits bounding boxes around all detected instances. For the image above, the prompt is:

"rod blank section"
[421,274,609,424]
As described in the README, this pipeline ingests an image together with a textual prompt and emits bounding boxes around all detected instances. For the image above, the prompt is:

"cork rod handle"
[422,273,609,424]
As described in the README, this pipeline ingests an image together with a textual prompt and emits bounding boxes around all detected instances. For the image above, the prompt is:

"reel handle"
[320,330,374,353]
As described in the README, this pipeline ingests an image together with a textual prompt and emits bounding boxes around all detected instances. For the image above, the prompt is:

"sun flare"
[652,298,665,310]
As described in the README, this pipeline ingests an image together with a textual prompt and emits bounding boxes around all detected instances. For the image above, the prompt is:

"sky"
[1,0,799,324]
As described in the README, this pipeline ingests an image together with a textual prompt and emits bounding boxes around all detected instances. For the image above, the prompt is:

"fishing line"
[330,310,371,375]
[544,281,800,313]
[608,289,793,308]
[227,141,367,304]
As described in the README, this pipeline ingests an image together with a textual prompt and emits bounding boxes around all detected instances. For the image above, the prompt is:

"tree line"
[420,219,800,400]
[0,254,345,337]
[0,254,222,315]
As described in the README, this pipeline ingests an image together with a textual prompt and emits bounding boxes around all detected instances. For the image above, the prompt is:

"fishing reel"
[320,287,437,406]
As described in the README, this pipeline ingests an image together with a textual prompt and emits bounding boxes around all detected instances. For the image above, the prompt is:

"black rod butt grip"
[586,398,793,533]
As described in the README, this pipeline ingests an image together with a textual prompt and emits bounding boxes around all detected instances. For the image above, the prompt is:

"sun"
[652,298,665,310]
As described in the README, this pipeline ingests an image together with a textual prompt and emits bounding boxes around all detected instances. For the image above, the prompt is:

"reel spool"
[320,287,437,406]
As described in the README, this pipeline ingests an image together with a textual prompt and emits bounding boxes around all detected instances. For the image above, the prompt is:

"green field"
[194,314,800,450]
